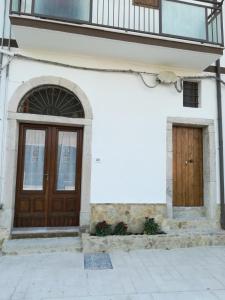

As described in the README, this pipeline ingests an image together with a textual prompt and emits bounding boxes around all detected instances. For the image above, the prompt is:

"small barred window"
[183,81,199,108]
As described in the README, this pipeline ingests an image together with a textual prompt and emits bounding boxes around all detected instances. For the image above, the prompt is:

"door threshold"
[173,207,206,219]
[11,227,80,239]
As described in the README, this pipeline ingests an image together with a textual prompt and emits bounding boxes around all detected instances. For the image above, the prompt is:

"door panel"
[15,125,49,227]
[47,127,83,227]
[173,126,203,207]
[14,124,83,228]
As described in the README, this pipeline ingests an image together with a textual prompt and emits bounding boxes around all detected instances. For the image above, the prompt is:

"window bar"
[18,0,22,13]
[113,0,115,26]
[128,0,131,29]
[205,7,209,43]
[159,0,162,34]
[31,0,35,15]
[51,87,55,106]
[102,0,105,25]
[112,0,115,27]
[108,0,110,25]
[148,8,150,32]
[38,90,48,107]
[19,0,22,13]
[89,0,93,23]
[23,0,26,13]
[29,96,46,111]
[144,7,146,32]
[211,8,214,42]
[97,0,99,24]
[138,5,140,31]
[123,0,125,29]
[153,9,155,33]
[118,0,120,28]
[216,11,218,44]
[221,9,224,45]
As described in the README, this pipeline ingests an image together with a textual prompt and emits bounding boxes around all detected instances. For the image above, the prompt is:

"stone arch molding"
[8,76,93,119]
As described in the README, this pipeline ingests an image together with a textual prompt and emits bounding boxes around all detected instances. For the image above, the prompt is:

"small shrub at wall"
[95,221,112,236]
[113,222,128,235]
[144,218,162,235]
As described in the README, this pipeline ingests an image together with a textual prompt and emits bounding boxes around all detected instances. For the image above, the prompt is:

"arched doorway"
[6,81,92,229]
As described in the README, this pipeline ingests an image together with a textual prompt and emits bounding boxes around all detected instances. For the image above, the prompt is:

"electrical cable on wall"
[174,79,183,93]
[1,49,225,93]
[139,73,159,88]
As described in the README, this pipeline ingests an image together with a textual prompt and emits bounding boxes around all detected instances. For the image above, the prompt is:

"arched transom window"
[18,85,85,118]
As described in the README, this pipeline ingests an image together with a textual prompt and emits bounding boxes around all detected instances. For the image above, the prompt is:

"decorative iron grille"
[18,85,85,118]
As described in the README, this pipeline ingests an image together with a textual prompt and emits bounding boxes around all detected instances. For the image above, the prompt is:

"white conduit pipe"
[0,0,8,210]
[1,48,225,86]
[0,0,12,209]
[0,49,15,57]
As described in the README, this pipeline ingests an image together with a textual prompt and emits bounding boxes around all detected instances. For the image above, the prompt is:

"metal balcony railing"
[10,0,224,46]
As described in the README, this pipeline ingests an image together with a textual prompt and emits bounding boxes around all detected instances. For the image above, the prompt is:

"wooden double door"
[173,126,203,207]
[14,124,83,227]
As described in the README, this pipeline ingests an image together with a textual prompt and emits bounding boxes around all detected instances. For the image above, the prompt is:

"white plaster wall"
[0,54,10,208]
[0,0,13,40]
[0,54,220,205]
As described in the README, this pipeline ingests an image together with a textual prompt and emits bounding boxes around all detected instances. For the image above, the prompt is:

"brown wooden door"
[14,124,83,227]
[173,126,203,207]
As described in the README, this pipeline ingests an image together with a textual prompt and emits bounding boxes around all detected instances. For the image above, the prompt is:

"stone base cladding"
[82,232,225,253]
[90,204,167,234]
[215,204,222,227]
[0,228,9,250]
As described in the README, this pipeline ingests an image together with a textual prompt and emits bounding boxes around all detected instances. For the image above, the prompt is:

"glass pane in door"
[23,129,46,191]
[57,131,77,191]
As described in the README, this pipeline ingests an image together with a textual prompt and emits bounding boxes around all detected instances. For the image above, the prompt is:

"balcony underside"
[11,16,223,70]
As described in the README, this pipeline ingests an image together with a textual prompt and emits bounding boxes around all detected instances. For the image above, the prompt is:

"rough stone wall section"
[82,232,225,253]
[90,204,167,233]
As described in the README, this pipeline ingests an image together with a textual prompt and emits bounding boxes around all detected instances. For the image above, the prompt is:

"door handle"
[185,160,194,165]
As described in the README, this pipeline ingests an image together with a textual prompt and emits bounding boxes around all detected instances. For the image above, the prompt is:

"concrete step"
[2,237,82,255]
[173,207,206,219]
[162,218,219,233]
[11,227,80,239]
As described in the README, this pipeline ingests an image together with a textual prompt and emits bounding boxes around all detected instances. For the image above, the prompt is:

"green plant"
[144,218,161,235]
[95,221,112,236]
[113,222,128,235]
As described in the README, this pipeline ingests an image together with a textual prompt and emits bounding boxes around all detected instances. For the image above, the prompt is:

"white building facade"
[0,0,225,238]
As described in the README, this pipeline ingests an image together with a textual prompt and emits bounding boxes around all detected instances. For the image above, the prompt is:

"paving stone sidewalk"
[1,247,225,300]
